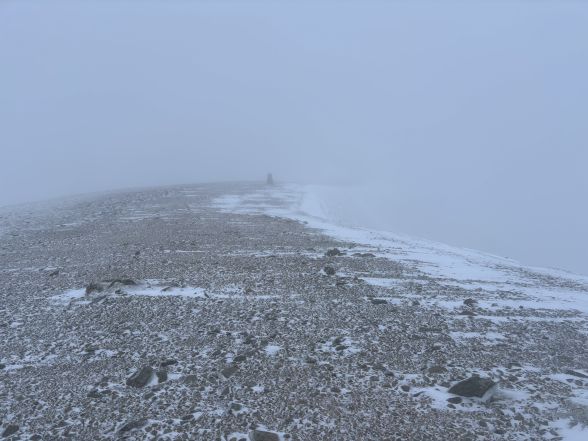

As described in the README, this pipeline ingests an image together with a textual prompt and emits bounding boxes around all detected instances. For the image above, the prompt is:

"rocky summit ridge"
[1,182,587,440]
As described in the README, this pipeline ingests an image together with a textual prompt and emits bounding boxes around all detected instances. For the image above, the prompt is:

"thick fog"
[1,1,587,274]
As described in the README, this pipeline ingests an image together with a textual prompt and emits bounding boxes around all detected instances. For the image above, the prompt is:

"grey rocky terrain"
[1,182,587,440]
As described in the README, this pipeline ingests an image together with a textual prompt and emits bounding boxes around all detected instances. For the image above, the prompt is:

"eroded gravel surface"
[1,182,587,440]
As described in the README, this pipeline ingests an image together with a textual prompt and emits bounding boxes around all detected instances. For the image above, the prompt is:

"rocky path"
[0,183,587,440]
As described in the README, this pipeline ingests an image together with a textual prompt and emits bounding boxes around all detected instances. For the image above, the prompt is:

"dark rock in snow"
[323,266,336,276]
[85,283,104,295]
[448,376,496,398]
[182,374,199,385]
[221,366,238,379]
[463,298,477,307]
[2,425,19,438]
[119,419,147,433]
[428,365,447,374]
[126,366,154,388]
[353,252,376,258]
[565,369,588,379]
[447,396,462,404]
[371,299,387,305]
[336,278,347,286]
[250,429,280,441]
[160,359,177,367]
[325,248,343,257]
[49,269,59,277]
[106,278,136,288]
[156,369,168,383]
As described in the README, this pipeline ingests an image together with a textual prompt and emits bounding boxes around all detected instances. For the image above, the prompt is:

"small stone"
[119,419,147,433]
[447,396,462,404]
[85,283,103,295]
[371,299,387,305]
[565,369,588,379]
[182,374,199,385]
[323,266,336,276]
[250,430,280,441]
[325,248,343,257]
[401,385,410,392]
[463,298,477,307]
[87,389,101,398]
[2,425,19,438]
[332,336,344,346]
[126,366,154,388]
[156,370,168,383]
[428,365,447,374]
[107,278,136,288]
[221,366,238,379]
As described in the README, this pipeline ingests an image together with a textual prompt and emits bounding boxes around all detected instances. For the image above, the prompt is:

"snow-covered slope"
[215,183,588,317]
[1,182,586,440]
[215,183,588,439]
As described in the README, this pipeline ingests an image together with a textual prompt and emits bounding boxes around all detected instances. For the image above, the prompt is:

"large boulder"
[448,376,496,398]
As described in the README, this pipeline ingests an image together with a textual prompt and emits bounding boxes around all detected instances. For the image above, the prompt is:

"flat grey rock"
[126,366,154,388]
[250,430,280,441]
[448,377,496,398]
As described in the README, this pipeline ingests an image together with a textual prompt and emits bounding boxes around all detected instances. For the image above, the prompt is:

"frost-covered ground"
[1,182,587,440]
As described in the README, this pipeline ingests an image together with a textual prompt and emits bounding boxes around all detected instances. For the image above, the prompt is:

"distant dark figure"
[266,173,274,185]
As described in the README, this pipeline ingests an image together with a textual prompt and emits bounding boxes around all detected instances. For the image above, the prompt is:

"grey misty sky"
[1,1,587,274]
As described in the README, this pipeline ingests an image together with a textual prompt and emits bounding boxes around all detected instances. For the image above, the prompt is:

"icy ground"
[1,182,587,440]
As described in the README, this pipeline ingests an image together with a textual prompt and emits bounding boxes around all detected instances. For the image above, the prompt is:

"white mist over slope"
[214,184,588,316]
[1,1,587,274]
[295,183,588,276]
